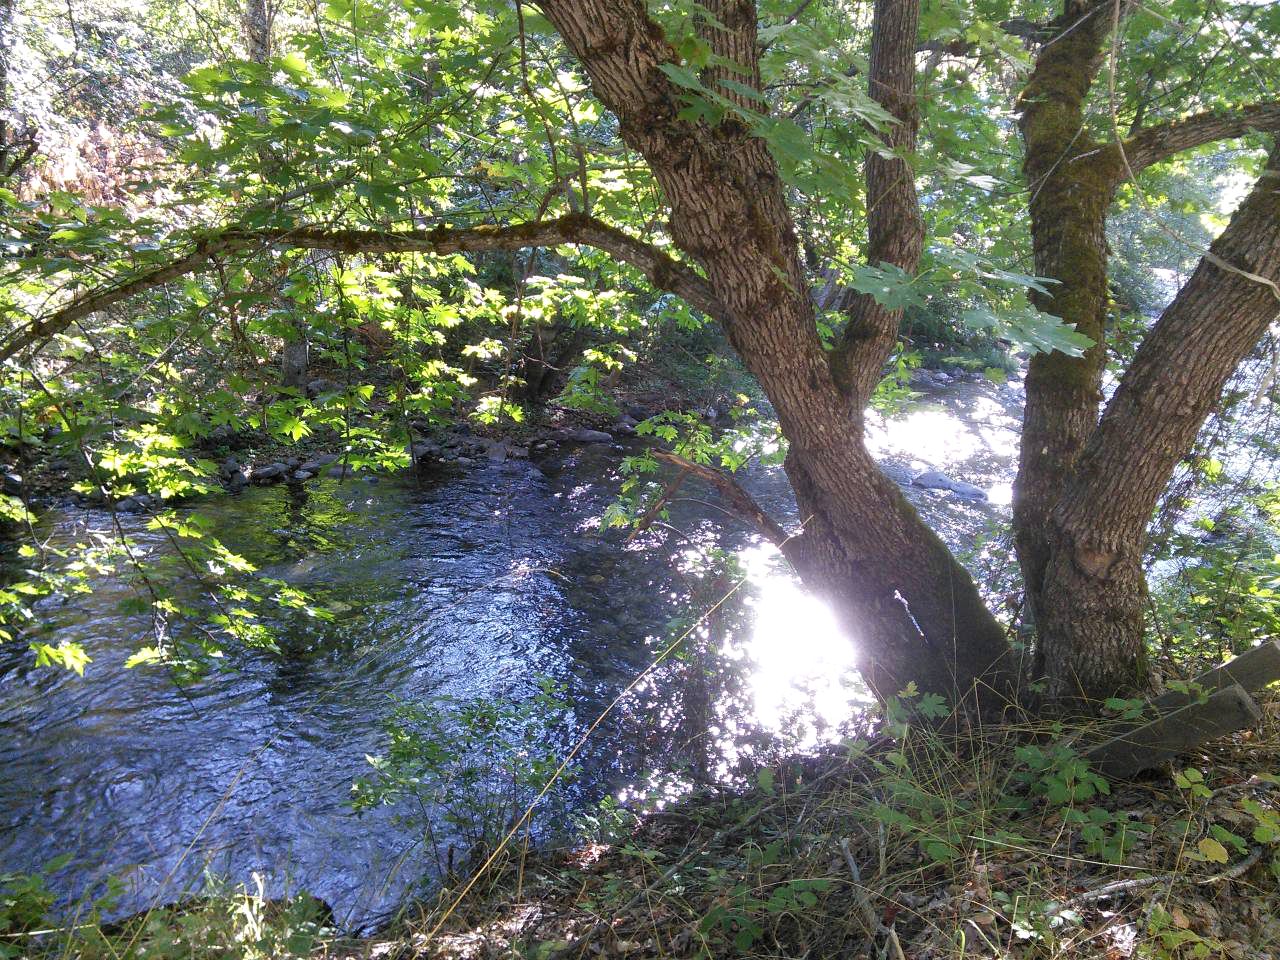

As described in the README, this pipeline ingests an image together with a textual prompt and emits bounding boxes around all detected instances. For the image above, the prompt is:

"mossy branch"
[1121,101,1280,174]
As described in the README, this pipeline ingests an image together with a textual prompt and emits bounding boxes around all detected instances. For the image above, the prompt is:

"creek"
[0,379,1022,931]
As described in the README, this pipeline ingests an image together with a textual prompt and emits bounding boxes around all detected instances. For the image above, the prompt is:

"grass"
[373,694,1280,960]
[7,694,1279,959]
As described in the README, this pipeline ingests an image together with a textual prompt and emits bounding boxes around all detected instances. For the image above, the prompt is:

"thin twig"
[1048,847,1264,916]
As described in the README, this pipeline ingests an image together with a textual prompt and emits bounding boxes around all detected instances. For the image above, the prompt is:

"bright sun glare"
[737,544,872,746]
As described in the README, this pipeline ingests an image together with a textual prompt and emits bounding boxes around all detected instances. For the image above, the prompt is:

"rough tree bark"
[1012,0,1120,642]
[1013,0,1280,702]
[534,0,1015,707]
[1037,147,1280,703]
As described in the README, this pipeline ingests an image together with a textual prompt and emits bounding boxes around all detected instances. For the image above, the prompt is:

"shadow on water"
[0,380,1023,931]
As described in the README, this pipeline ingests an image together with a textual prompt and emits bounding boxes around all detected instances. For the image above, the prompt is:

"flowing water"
[0,380,1023,931]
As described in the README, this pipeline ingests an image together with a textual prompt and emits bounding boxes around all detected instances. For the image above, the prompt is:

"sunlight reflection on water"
[735,544,871,745]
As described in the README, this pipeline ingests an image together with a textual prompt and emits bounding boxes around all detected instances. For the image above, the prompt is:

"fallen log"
[1150,639,1280,713]
[1083,682,1262,779]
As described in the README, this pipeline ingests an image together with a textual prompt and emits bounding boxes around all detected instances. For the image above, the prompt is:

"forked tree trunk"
[1037,147,1280,704]
[1013,0,1280,704]
[536,0,1016,709]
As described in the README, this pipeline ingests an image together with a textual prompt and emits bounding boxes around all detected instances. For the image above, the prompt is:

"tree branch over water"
[652,450,791,550]
[0,214,724,362]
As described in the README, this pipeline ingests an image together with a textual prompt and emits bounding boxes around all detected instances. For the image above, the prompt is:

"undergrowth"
[382,690,1280,960]
[6,691,1279,959]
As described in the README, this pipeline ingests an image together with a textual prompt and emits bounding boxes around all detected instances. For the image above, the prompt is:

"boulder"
[225,469,249,492]
[327,463,358,479]
[306,377,343,399]
[251,462,290,484]
[407,440,441,462]
[292,470,314,482]
[2,471,22,495]
[910,470,988,502]
[911,470,955,491]
[569,428,613,444]
[947,480,988,502]
[299,453,338,474]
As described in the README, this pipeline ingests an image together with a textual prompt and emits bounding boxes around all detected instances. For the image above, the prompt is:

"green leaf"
[757,768,775,795]
[30,641,92,675]
[924,840,957,863]
[961,305,1095,357]
[847,263,924,312]
[1197,837,1229,864]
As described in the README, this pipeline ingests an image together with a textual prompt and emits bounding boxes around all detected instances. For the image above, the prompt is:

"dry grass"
[9,696,1279,960]
[354,693,1280,960]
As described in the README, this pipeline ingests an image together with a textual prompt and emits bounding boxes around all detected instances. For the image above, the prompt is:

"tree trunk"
[1011,1,1280,704]
[1037,146,1280,704]
[241,0,310,391]
[521,322,589,403]
[829,0,924,404]
[783,434,1014,704]
[1012,1,1119,641]
[242,0,272,62]
[281,331,310,389]
[536,0,1016,709]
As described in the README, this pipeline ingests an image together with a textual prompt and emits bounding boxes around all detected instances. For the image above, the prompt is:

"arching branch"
[0,214,723,362]
[652,450,791,549]
[1121,101,1280,174]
